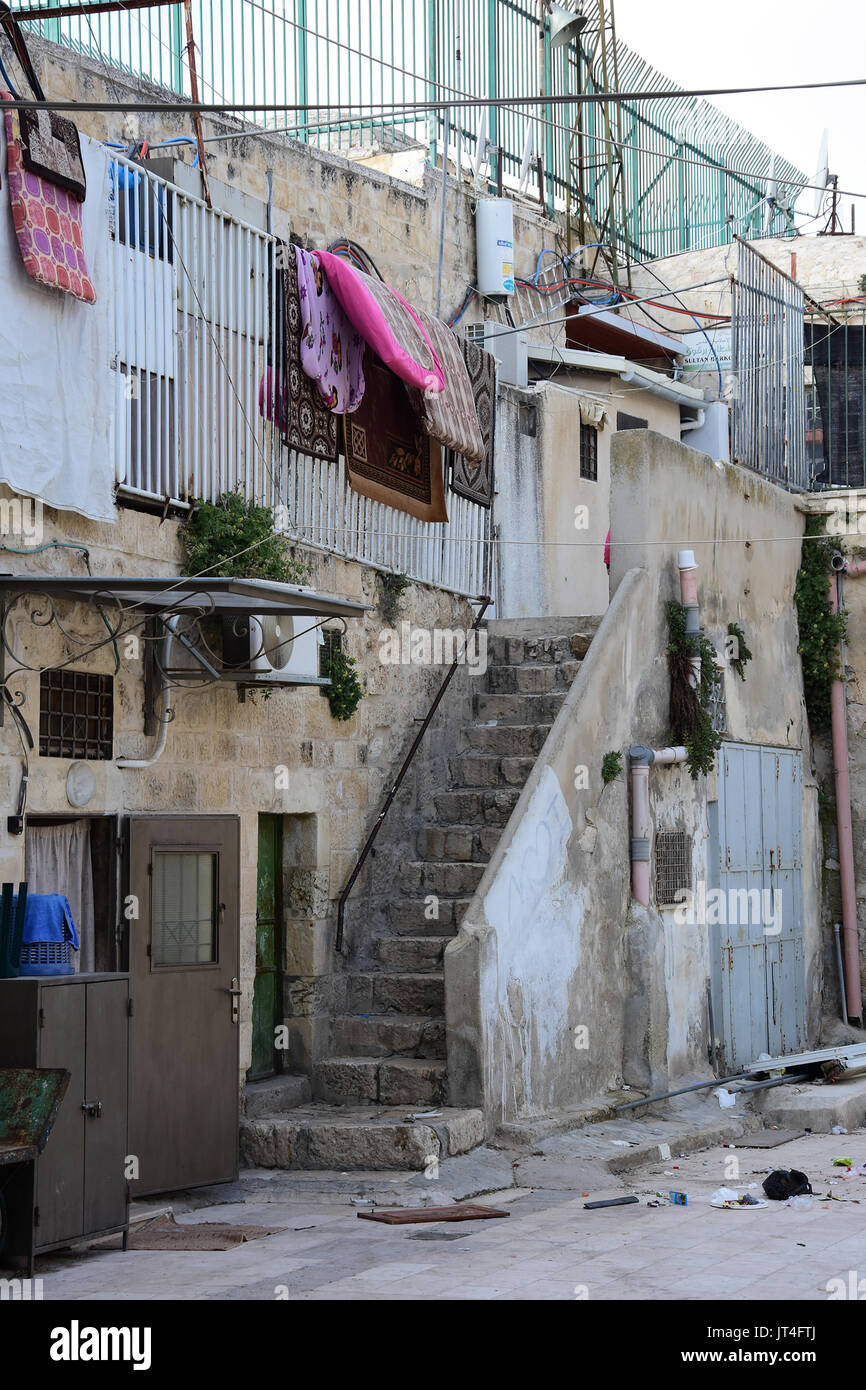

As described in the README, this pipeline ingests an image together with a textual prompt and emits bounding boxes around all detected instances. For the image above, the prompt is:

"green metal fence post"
[298,0,308,143]
[542,10,555,218]
[171,3,184,96]
[428,0,438,168]
[487,0,498,192]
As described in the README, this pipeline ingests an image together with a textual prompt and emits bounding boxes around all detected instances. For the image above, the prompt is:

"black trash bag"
[762,1169,812,1201]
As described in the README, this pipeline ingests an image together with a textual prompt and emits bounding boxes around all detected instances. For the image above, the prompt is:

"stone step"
[346,971,444,1017]
[473,691,567,725]
[433,787,521,827]
[333,1013,445,1058]
[387,897,470,935]
[400,860,487,896]
[239,1104,484,1171]
[416,825,500,863]
[375,935,451,972]
[458,723,551,756]
[486,632,593,665]
[484,660,581,694]
[314,1056,448,1106]
[448,753,536,789]
[244,1073,311,1118]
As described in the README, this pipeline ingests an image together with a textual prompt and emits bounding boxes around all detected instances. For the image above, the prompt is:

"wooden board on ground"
[357,1203,510,1225]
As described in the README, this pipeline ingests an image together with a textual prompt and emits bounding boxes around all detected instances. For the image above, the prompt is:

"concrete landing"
[754,1071,866,1132]
[240,1104,484,1171]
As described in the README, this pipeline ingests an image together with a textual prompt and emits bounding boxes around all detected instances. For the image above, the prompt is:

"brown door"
[127,816,240,1195]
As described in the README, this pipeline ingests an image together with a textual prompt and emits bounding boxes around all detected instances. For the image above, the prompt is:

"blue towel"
[12,894,80,951]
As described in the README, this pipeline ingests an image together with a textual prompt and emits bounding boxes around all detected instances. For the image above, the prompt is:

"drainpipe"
[116,618,176,769]
[678,548,701,689]
[829,553,863,1021]
[629,745,689,906]
[680,409,707,434]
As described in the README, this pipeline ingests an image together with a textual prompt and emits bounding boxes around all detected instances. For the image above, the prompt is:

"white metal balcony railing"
[108,153,492,598]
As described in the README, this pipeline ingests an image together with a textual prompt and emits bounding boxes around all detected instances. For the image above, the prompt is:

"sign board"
[681,327,733,373]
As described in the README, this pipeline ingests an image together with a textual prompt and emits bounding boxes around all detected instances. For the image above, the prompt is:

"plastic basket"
[19,934,75,977]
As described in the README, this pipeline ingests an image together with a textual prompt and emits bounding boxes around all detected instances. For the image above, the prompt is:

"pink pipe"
[830,567,864,1021]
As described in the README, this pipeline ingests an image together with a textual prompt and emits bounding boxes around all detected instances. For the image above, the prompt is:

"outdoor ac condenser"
[222,613,323,680]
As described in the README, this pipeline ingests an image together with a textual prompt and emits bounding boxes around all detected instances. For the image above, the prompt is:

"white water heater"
[475,197,515,299]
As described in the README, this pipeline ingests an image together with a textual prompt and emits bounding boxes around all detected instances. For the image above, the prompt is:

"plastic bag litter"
[832,1126,849,1135]
[714,1087,737,1108]
[786,1194,813,1211]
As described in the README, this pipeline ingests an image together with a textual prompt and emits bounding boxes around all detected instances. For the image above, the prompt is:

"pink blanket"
[315,250,444,395]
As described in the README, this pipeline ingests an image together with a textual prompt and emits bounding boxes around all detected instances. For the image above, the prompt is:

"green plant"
[380,571,411,626]
[601,750,623,785]
[179,489,311,585]
[726,621,753,681]
[794,516,846,730]
[324,643,364,721]
[666,601,722,780]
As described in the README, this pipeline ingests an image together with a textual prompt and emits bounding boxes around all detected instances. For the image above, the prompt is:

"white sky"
[613,0,866,233]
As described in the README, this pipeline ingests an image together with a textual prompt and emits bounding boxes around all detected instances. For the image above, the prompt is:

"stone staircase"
[240,618,599,1170]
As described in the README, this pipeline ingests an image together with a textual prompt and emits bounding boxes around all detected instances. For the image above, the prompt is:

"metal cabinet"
[0,973,130,1269]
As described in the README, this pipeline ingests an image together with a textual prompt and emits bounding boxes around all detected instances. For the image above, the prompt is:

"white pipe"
[116,617,176,769]
[680,409,707,434]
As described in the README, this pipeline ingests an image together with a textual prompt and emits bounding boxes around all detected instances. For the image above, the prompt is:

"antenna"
[762,154,778,233]
[812,128,830,218]
[518,122,535,195]
[471,108,489,181]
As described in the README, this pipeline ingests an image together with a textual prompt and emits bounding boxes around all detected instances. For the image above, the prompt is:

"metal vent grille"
[39,670,114,760]
[656,832,692,906]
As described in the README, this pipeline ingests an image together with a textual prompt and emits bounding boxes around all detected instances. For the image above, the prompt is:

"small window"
[656,831,692,907]
[152,851,217,966]
[617,411,649,431]
[39,670,113,760]
[579,423,598,481]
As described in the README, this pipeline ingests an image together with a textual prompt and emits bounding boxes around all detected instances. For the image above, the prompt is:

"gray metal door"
[710,743,806,1071]
[127,816,240,1195]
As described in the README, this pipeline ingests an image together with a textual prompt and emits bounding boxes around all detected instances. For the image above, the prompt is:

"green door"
[249,814,282,1081]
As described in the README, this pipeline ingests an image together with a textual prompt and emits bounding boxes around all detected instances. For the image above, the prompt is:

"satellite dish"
[472,108,488,179]
[548,2,588,49]
[762,154,778,233]
[813,128,830,218]
[518,122,534,194]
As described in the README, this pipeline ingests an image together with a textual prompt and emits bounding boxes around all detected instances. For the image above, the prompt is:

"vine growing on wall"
[324,643,364,721]
[726,621,753,681]
[794,516,846,731]
[666,601,722,779]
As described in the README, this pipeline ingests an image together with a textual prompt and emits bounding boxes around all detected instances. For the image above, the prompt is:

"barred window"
[39,670,114,761]
[656,831,692,906]
[580,423,598,481]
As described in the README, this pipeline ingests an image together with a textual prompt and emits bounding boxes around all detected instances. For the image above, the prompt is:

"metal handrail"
[334,595,492,954]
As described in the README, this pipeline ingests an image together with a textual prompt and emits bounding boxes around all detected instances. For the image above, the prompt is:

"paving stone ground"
[12,1129,866,1302]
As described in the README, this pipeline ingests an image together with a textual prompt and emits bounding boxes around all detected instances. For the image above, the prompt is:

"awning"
[566,304,684,362]
[0,575,369,619]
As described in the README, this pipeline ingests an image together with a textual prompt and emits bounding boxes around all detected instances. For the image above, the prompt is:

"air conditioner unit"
[222,613,323,682]
[466,321,527,389]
